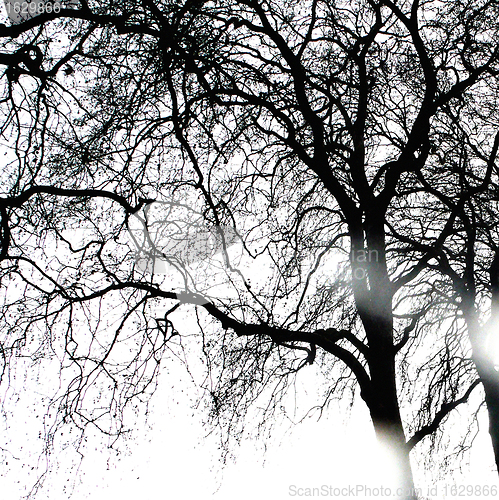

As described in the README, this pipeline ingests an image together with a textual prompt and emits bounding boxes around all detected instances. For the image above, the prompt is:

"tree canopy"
[1,1,499,498]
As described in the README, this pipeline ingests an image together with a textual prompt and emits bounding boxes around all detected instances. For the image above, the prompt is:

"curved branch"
[407,379,480,450]
[0,185,153,214]
[202,301,372,401]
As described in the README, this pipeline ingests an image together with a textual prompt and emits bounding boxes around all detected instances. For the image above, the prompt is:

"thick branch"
[0,185,152,214]
[407,379,480,450]
[202,301,372,401]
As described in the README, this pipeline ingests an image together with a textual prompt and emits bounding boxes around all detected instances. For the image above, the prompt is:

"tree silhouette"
[0,1,499,498]
[409,128,499,472]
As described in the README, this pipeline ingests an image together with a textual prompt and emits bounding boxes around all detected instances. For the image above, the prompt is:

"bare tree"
[1,1,499,498]
[406,126,499,472]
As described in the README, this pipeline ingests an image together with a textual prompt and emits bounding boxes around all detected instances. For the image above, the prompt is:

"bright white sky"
[2,334,498,500]
[60,362,499,500]
[32,370,499,500]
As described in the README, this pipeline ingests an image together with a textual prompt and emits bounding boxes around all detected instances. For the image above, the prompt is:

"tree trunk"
[352,222,417,499]
[462,316,499,474]
[468,336,499,474]
[464,249,499,476]
[350,217,417,500]
[480,251,499,473]
[368,348,417,500]
[357,299,417,498]
[476,359,499,473]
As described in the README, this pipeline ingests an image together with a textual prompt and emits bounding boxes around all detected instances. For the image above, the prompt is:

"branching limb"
[202,301,372,402]
[407,380,481,450]
[0,185,153,214]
